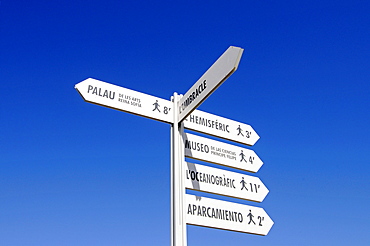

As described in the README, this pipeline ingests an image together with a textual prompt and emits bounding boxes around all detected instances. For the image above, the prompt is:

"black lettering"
[199,117,205,126]
[204,144,209,153]
[215,209,223,220]
[238,213,243,222]
[202,206,207,217]
[185,140,191,149]
[228,211,234,221]
[196,142,200,151]
[190,171,196,181]
[187,204,193,215]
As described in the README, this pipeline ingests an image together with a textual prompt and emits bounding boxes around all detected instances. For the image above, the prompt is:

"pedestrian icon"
[240,150,247,163]
[153,100,161,112]
[240,177,248,191]
[247,210,255,225]
[237,125,244,136]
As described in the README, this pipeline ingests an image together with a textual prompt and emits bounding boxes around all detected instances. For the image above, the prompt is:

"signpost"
[178,46,243,122]
[186,194,274,236]
[184,162,269,202]
[183,132,263,173]
[75,46,273,246]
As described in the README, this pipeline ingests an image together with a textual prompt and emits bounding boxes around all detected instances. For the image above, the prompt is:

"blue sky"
[1,0,369,245]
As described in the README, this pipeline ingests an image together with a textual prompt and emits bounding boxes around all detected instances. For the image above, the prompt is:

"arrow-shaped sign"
[184,163,269,202]
[178,46,243,122]
[183,133,263,173]
[186,194,274,236]
[75,78,174,123]
[183,109,259,146]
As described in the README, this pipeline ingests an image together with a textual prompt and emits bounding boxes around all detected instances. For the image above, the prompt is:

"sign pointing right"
[183,133,263,173]
[186,194,274,236]
[185,162,269,202]
[178,46,243,122]
[184,109,260,146]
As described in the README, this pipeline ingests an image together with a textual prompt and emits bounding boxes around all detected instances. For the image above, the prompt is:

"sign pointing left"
[75,78,174,123]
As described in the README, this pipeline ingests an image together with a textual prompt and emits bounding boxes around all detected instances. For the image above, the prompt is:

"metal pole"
[179,121,187,246]
[170,95,175,246]
[171,93,186,246]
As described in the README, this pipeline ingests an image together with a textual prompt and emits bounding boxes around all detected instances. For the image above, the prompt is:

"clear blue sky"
[1,0,369,245]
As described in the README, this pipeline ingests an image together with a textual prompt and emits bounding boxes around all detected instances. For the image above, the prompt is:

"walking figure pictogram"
[237,125,244,136]
[153,100,161,112]
[240,177,248,190]
[240,150,247,163]
[247,210,255,225]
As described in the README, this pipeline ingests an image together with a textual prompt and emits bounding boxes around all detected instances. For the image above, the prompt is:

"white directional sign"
[186,194,273,236]
[183,133,263,173]
[178,46,243,122]
[184,163,269,202]
[184,109,260,146]
[75,78,174,123]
